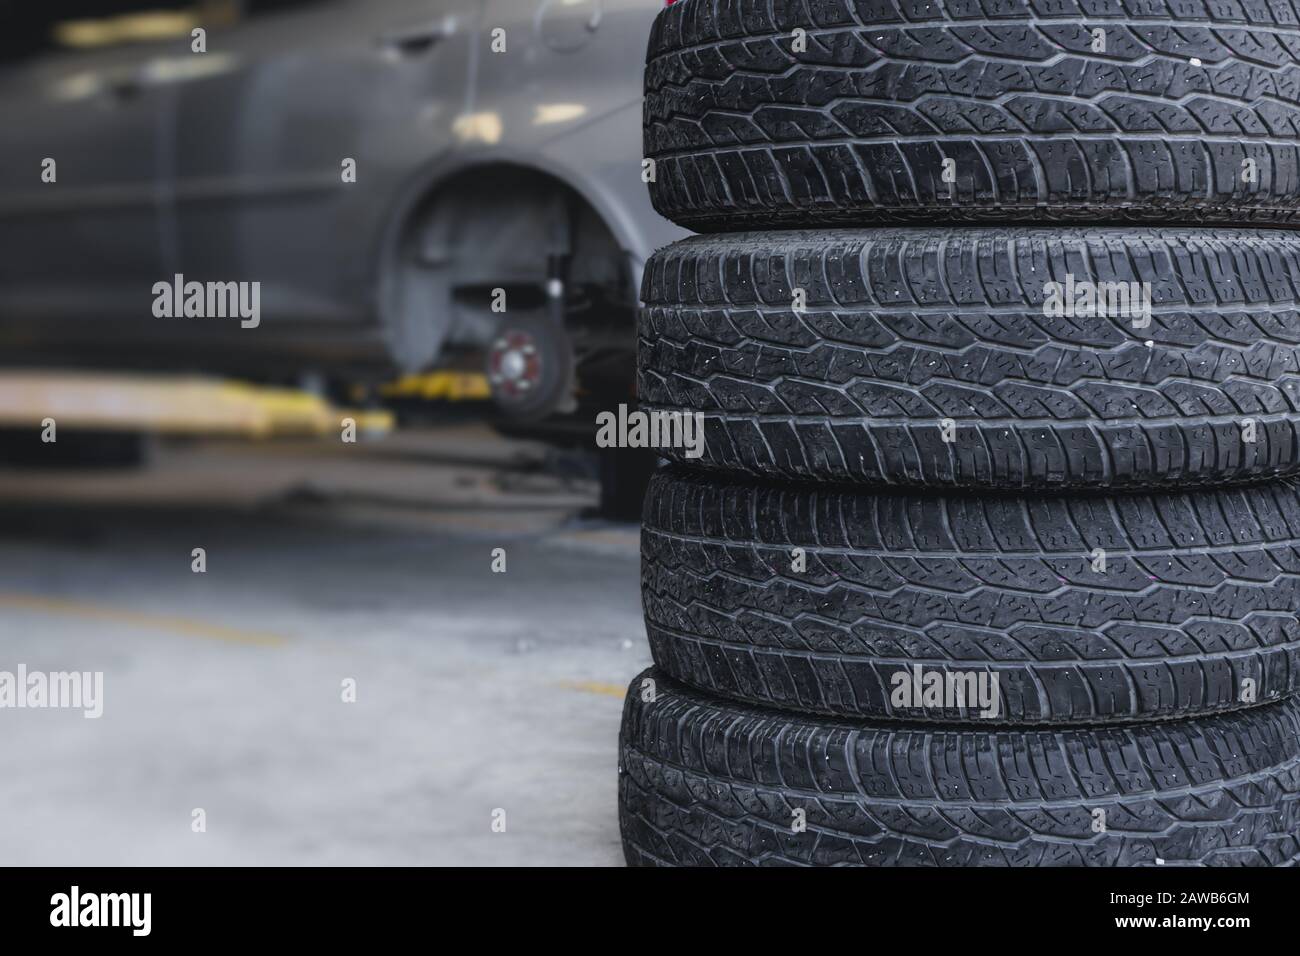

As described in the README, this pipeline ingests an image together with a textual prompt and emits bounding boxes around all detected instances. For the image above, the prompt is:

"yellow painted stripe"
[0,594,288,647]
[558,679,627,699]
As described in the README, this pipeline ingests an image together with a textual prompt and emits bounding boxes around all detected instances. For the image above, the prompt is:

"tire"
[639,228,1300,489]
[642,467,1300,724]
[645,0,1300,231]
[619,669,1300,866]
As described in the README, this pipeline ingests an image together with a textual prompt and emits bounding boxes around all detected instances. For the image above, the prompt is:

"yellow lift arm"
[0,372,393,439]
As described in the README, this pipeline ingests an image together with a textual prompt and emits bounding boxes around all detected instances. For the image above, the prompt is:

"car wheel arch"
[375,155,644,374]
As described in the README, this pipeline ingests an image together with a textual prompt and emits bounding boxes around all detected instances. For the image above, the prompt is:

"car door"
[0,1,171,352]
[165,0,484,365]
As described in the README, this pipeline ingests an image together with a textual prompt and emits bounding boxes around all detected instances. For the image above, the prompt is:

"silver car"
[0,0,685,426]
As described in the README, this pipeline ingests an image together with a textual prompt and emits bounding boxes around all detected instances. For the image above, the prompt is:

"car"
[0,0,686,448]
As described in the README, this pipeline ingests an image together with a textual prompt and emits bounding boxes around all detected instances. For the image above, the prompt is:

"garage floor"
[0,425,647,865]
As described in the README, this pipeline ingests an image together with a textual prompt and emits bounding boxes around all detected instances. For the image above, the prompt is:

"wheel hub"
[488,331,542,401]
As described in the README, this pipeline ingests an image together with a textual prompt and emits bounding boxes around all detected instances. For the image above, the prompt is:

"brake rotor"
[487,330,543,402]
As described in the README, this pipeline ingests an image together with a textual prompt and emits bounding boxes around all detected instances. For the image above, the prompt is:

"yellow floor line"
[0,593,288,647]
[558,679,627,699]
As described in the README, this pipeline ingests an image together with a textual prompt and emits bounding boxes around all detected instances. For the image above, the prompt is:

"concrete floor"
[0,425,647,865]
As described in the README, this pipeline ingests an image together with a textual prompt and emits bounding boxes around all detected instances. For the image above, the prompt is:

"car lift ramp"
[0,371,392,439]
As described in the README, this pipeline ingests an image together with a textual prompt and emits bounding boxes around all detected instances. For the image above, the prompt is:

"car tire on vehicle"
[645,0,1300,231]
[642,467,1300,723]
[619,669,1300,866]
[639,228,1300,489]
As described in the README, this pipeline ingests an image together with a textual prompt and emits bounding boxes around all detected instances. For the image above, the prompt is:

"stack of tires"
[618,0,1300,866]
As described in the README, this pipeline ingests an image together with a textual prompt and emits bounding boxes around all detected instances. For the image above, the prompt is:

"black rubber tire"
[639,228,1300,489]
[619,669,1300,866]
[642,466,1300,723]
[645,0,1300,231]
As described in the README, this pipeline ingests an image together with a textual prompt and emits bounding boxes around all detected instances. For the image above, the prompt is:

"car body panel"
[0,0,685,376]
